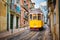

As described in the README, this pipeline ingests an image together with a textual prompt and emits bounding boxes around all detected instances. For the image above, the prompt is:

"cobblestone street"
[0,25,53,40]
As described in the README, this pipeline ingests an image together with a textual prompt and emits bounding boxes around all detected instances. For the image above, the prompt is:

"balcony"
[24,2,28,9]
[24,16,28,21]
[10,3,16,12]
[24,13,28,21]
[10,3,20,14]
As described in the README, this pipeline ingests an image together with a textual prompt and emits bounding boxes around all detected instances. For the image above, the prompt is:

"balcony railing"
[24,14,28,21]
[24,14,28,18]
[10,3,16,12]
[24,3,28,9]
[10,3,20,13]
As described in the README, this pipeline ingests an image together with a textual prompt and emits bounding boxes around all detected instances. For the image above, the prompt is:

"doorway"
[16,17,19,29]
[10,14,14,29]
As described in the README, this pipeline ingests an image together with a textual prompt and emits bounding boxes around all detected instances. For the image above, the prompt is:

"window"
[24,21,25,24]
[30,14,32,20]
[16,17,19,29]
[24,0,26,1]
[33,14,36,20]
[24,0,28,9]
[10,0,15,4]
[24,0,26,5]
[38,14,41,20]
[16,0,20,4]
[24,0,26,3]
[54,13,56,24]
[10,0,15,10]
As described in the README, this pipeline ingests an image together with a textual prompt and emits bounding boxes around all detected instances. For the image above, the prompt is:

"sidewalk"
[43,24,53,40]
[0,27,28,38]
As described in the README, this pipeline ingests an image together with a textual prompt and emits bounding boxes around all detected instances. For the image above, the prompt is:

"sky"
[31,0,48,22]
[31,0,47,8]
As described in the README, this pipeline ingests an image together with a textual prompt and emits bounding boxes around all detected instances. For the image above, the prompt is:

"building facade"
[0,0,21,32]
[9,0,21,32]
[48,0,59,40]
[0,0,7,32]
[20,0,35,27]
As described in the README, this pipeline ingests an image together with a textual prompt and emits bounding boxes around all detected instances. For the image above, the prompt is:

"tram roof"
[29,9,43,14]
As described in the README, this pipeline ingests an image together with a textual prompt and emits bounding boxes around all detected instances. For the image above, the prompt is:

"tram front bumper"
[30,26,43,29]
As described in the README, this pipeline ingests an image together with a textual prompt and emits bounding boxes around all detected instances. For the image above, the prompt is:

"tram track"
[20,31,37,40]
[25,32,36,40]
[7,30,31,40]
[37,30,46,40]
[5,25,49,40]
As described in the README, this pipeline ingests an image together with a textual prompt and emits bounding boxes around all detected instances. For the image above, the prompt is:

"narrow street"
[0,24,53,40]
[0,0,59,40]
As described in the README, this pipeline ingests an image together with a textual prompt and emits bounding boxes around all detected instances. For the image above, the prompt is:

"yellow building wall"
[0,0,7,32]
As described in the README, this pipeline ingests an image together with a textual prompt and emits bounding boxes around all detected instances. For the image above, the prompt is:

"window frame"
[33,14,37,20]
[29,14,32,20]
[38,14,41,20]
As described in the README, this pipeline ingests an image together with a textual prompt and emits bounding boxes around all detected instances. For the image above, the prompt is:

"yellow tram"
[29,9,44,30]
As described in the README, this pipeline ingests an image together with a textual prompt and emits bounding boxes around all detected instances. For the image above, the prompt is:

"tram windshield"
[38,14,41,20]
[33,14,37,20]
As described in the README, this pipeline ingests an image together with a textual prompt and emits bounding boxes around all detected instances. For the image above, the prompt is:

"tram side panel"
[29,20,44,29]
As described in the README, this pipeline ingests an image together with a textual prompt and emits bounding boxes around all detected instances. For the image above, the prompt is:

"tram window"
[30,14,32,20]
[33,15,36,20]
[38,14,41,20]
